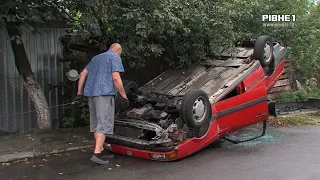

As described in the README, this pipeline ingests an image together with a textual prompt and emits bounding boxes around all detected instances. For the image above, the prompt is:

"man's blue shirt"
[83,50,124,97]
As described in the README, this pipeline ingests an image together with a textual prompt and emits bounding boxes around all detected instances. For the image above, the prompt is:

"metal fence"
[0,26,67,133]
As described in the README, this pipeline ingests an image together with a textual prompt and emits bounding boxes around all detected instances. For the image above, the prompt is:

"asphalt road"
[1,125,320,180]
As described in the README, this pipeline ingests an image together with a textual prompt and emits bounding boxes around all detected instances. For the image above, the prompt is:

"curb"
[0,145,92,163]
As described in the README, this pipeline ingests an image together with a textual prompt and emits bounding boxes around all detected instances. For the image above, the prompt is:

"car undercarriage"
[109,90,186,151]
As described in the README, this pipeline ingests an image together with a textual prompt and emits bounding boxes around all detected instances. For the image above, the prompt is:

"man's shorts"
[88,95,115,135]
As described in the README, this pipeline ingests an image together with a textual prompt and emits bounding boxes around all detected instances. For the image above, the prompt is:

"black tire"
[268,102,276,117]
[115,80,139,114]
[124,80,139,98]
[252,35,274,67]
[180,90,212,128]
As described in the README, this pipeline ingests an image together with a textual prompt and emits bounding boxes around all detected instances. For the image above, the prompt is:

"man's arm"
[112,72,127,99]
[77,69,88,95]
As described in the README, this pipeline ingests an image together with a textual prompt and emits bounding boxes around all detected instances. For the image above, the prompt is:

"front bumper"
[105,134,175,152]
[105,120,220,161]
[105,118,175,152]
[104,143,180,161]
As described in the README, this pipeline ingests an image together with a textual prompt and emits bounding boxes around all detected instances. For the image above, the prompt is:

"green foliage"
[80,106,90,125]
[276,86,320,102]
[65,0,319,83]
[2,0,319,80]
[62,116,75,128]
[2,0,318,100]
[0,0,72,29]
[227,0,310,42]
[68,0,236,68]
[228,0,320,82]
[287,5,320,82]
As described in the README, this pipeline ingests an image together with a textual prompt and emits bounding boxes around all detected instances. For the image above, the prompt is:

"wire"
[0,102,77,118]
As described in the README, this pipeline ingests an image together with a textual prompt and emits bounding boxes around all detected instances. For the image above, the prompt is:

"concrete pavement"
[1,125,320,180]
[0,127,94,163]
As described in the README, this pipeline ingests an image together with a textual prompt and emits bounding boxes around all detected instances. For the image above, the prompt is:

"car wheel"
[252,35,274,67]
[123,80,140,99]
[115,80,139,114]
[180,90,212,128]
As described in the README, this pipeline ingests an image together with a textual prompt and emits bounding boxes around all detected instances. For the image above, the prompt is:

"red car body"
[105,39,286,161]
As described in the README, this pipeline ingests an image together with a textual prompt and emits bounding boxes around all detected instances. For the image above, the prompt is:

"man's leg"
[89,96,109,165]
[95,95,115,157]
[89,97,97,133]
[93,133,105,153]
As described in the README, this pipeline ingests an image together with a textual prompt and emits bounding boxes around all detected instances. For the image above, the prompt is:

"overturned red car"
[104,35,286,161]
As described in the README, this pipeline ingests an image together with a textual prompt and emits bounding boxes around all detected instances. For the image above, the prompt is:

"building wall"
[0,27,67,132]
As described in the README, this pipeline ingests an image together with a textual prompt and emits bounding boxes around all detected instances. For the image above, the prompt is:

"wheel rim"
[192,97,207,123]
[263,42,272,63]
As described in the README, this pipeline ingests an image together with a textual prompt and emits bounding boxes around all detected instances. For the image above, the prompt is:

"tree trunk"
[6,23,51,130]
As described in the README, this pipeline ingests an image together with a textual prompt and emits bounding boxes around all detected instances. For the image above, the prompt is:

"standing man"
[76,43,128,165]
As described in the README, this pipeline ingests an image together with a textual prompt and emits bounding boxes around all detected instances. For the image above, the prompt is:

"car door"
[214,86,269,134]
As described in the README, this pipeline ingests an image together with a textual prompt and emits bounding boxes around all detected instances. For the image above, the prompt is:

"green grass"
[269,111,320,127]
[273,85,320,126]
[276,88,320,103]
[307,111,320,117]
[277,115,320,126]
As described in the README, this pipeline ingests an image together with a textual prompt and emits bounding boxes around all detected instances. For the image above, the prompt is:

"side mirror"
[66,69,79,81]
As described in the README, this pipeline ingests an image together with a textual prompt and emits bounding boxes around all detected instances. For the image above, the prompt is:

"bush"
[276,86,320,102]
[67,0,319,82]
[68,0,237,69]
